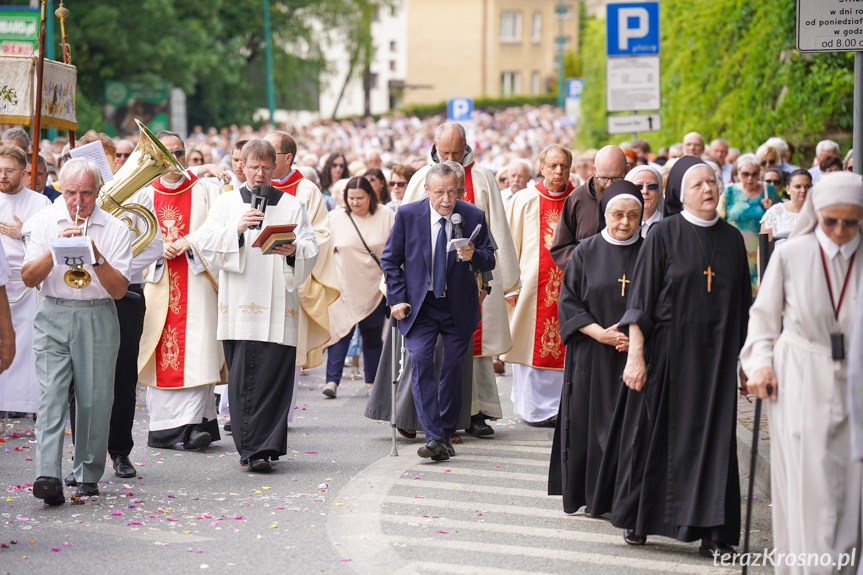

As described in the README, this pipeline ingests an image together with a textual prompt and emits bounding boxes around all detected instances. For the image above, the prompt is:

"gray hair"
[710,138,729,148]
[443,160,465,183]
[1,126,31,149]
[765,137,788,156]
[434,122,466,145]
[816,139,840,156]
[507,158,532,175]
[155,130,182,142]
[59,158,102,190]
[669,143,683,155]
[735,152,760,172]
[296,165,320,187]
[425,162,458,188]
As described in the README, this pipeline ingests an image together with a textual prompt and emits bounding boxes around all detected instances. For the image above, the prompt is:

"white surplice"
[741,228,863,574]
[0,188,50,412]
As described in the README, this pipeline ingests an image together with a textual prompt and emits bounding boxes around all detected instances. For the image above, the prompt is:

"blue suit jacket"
[381,198,496,338]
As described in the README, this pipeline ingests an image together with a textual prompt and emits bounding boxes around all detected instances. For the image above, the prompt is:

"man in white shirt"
[810,139,841,183]
[23,158,132,504]
[499,158,532,207]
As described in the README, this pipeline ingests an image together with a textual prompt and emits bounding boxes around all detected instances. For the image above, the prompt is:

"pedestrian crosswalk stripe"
[458,443,550,455]
[388,536,730,574]
[386,495,564,518]
[381,514,620,544]
[407,465,547,482]
[409,561,550,575]
[445,454,549,468]
[397,479,549,499]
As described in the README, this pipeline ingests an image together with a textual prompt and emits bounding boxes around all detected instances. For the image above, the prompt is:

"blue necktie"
[433,217,447,297]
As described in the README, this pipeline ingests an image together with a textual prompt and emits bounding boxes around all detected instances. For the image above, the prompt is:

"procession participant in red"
[138,131,224,451]
[503,145,575,427]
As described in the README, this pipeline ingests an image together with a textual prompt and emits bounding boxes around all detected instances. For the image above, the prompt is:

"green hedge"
[576,0,854,160]
[395,95,558,119]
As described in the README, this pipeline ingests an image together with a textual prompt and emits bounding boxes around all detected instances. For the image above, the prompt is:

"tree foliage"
[576,0,854,158]
[5,0,380,131]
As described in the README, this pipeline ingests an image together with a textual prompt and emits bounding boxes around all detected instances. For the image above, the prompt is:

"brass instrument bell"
[63,205,91,289]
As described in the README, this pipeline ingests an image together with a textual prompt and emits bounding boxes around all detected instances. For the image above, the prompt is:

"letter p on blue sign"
[447,98,473,122]
[606,2,659,56]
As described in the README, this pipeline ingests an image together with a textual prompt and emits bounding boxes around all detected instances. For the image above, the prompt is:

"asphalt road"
[0,362,773,575]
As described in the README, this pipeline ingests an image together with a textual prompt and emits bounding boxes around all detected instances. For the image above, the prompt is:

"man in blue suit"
[381,163,496,461]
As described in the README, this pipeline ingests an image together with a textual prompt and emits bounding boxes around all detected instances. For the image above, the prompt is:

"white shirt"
[429,205,452,291]
[642,210,662,237]
[0,241,10,286]
[23,202,133,300]
[123,188,164,284]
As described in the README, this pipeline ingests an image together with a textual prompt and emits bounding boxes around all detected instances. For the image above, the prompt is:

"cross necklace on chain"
[689,224,719,293]
[608,241,637,297]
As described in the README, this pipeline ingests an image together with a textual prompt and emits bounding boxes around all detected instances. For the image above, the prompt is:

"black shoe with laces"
[33,476,65,506]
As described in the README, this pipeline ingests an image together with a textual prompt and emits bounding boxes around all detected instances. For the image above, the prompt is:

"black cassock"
[592,214,751,544]
[548,234,643,514]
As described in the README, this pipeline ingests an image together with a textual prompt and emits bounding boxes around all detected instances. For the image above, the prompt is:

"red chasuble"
[532,181,574,369]
[457,162,487,356]
[272,169,304,196]
[150,173,197,388]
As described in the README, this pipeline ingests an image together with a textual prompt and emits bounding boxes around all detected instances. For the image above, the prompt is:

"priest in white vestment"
[401,122,520,434]
[138,131,224,451]
[0,145,50,430]
[503,145,575,425]
[190,139,318,473]
[742,171,863,574]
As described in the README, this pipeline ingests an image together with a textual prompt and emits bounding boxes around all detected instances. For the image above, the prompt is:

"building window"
[556,4,575,20]
[500,11,522,43]
[373,5,381,22]
[391,5,398,17]
[531,71,541,95]
[501,71,521,97]
[532,11,542,43]
[390,40,396,52]
[389,60,396,72]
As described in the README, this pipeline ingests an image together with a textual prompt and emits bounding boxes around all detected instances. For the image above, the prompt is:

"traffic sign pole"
[855,53,862,176]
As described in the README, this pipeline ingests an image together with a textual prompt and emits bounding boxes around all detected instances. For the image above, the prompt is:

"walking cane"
[390,305,410,456]
[742,233,774,574]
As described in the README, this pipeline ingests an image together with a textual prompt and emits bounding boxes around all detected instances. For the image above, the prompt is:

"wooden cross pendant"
[704,266,715,293]
[618,273,630,297]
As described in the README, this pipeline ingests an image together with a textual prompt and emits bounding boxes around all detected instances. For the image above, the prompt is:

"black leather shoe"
[64,472,77,487]
[699,539,735,561]
[112,455,137,478]
[33,477,65,506]
[223,421,232,434]
[623,529,646,545]
[76,483,99,497]
[466,415,494,437]
[417,439,449,461]
[184,430,212,450]
[248,458,272,473]
[443,438,456,457]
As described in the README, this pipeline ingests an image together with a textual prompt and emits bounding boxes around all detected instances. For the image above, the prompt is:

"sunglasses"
[821,217,861,229]
[636,183,659,191]
[116,152,131,159]
[169,149,185,158]
[367,175,377,181]
[389,181,407,188]
[760,159,777,167]
[764,179,782,187]
[332,163,346,169]
[740,171,759,178]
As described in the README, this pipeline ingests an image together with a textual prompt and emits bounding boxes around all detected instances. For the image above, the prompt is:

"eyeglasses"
[595,174,624,185]
[390,181,407,188]
[498,177,507,183]
[821,217,861,229]
[609,211,641,221]
[760,159,777,167]
[332,163,346,169]
[739,171,759,178]
[367,175,377,181]
[764,179,782,187]
[276,152,291,156]
[636,183,659,191]
[245,165,273,174]
[116,152,131,159]
[0,169,21,177]
[169,149,185,158]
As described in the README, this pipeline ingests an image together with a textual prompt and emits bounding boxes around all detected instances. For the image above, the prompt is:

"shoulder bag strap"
[347,212,383,270]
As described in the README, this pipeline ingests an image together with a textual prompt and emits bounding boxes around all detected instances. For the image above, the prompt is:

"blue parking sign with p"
[448,98,473,122]
[606,2,660,56]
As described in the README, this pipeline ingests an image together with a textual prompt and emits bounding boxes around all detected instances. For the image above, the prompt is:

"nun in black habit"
[592,163,751,560]
[548,181,644,515]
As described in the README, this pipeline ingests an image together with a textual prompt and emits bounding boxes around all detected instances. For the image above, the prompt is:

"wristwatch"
[93,255,105,267]
[481,285,492,295]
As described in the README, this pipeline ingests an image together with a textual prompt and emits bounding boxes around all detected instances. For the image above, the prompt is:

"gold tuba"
[97,119,185,256]
[64,205,92,289]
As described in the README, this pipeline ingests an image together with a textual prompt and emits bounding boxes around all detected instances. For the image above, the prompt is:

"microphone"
[250,184,274,230]
[451,213,464,239]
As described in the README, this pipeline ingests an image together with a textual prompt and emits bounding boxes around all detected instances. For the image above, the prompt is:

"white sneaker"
[322,382,337,398]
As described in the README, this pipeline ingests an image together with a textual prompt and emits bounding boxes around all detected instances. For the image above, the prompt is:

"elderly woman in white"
[625,165,663,236]
[742,171,863,574]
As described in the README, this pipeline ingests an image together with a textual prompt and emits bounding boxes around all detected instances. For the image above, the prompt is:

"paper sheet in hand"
[50,236,95,266]
[69,140,114,185]
[447,223,482,252]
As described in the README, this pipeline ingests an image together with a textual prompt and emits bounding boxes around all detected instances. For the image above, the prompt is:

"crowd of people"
[1,106,862,570]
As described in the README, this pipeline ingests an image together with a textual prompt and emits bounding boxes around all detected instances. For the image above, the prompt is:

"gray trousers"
[34,296,120,482]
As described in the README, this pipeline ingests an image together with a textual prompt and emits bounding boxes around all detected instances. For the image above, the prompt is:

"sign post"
[797,0,862,175]
[606,2,661,139]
